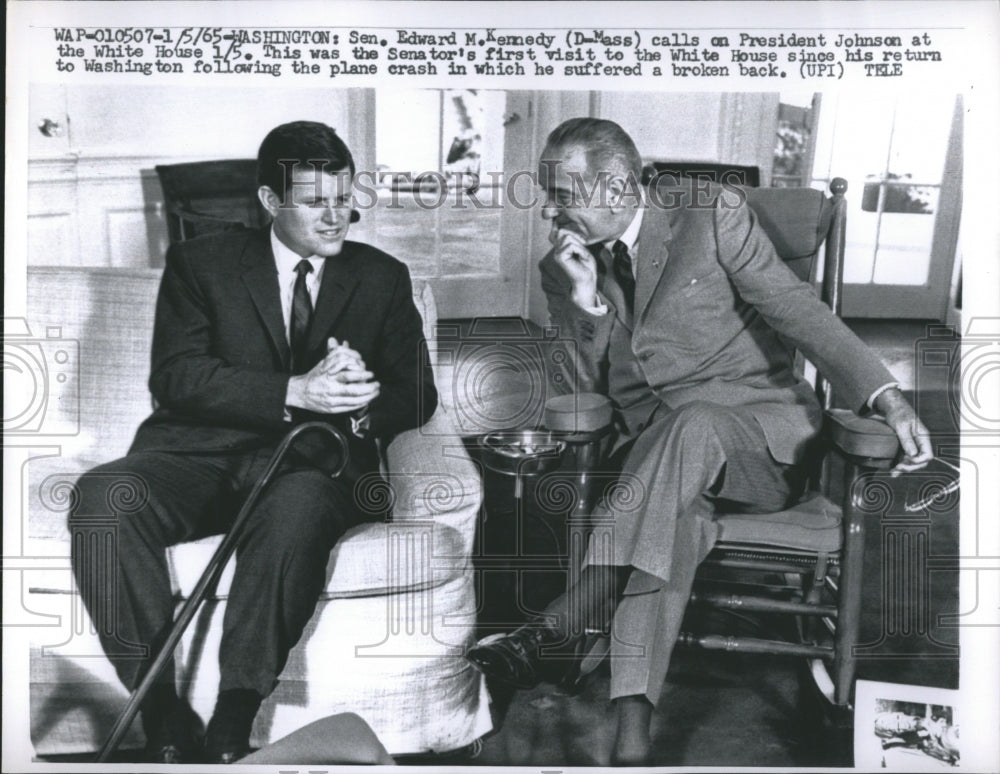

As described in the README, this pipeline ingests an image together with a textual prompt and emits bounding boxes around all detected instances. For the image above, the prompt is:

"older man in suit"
[69,121,436,763]
[467,117,932,763]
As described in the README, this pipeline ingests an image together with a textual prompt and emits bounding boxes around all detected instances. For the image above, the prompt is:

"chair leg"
[833,461,867,706]
[799,555,827,646]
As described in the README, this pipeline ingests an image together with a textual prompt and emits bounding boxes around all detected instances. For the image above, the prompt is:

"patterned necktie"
[611,239,635,316]
[290,259,314,373]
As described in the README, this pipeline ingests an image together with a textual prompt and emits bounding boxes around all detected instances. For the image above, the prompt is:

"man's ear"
[257,185,282,217]
[609,171,642,213]
[607,174,628,213]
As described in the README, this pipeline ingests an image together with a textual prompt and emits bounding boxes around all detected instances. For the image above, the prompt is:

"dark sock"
[140,683,179,731]
[613,695,654,766]
[141,682,178,708]
[213,688,262,723]
[545,565,630,639]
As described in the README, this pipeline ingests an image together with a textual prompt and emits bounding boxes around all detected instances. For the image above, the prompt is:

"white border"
[5,2,1000,772]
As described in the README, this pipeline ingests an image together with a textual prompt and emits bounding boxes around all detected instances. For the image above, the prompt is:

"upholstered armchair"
[24,267,490,757]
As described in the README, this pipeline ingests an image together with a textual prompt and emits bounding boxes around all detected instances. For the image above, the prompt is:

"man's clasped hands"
[286,339,380,415]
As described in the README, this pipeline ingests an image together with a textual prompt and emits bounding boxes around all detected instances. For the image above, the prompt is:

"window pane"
[888,94,954,182]
[872,188,939,285]
[872,244,933,285]
[861,181,938,214]
[822,94,895,181]
[844,209,878,283]
[441,190,503,275]
[371,197,439,278]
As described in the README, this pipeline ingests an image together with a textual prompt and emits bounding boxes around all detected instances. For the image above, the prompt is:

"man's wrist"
[572,287,605,315]
[869,382,902,412]
[285,375,305,410]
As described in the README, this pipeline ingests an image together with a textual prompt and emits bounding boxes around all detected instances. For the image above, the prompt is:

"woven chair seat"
[715,492,843,554]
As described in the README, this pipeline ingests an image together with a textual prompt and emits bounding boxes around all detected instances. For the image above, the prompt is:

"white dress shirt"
[271,228,326,343]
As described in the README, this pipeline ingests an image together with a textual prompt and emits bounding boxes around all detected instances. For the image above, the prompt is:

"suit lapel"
[240,229,290,368]
[634,204,674,322]
[305,246,361,356]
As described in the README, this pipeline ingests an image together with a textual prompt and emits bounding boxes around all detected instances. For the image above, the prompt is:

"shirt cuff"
[351,406,371,438]
[867,382,901,410]
[580,293,608,316]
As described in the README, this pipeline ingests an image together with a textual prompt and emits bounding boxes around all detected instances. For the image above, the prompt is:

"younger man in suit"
[70,121,436,763]
[467,118,932,763]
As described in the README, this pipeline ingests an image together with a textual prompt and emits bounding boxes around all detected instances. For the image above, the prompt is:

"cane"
[95,422,349,762]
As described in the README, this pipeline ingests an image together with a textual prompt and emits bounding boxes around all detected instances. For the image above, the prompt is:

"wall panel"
[27,85,354,269]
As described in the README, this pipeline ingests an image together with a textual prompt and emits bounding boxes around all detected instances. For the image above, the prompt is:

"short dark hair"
[257,121,355,195]
[543,117,643,181]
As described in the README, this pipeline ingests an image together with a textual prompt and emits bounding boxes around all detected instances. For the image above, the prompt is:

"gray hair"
[543,117,643,180]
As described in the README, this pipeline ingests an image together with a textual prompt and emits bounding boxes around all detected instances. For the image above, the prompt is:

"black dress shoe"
[205,689,261,764]
[466,619,562,689]
[142,699,205,764]
[205,716,252,764]
[208,746,250,765]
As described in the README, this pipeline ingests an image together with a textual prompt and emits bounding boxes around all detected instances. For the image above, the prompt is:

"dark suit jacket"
[130,226,437,475]
[541,178,894,466]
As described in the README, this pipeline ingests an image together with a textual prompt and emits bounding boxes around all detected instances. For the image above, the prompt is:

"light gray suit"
[541,179,892,702]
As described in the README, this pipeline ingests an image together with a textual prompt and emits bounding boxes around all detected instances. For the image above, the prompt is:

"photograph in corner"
[854,680,960,770]
[13,80,970,767]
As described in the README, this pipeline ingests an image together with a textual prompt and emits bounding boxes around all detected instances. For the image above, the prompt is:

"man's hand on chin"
[873,387,934,476]
[551,223,599,309]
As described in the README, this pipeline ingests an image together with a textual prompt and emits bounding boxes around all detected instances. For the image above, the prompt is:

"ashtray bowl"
[479,429,567,476]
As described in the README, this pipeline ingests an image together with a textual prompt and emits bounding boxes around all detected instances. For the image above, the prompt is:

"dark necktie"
[611,239,635,316]
[290,259,314,373]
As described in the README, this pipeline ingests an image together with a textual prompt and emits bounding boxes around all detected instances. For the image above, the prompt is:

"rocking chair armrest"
[825,408,900,463]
